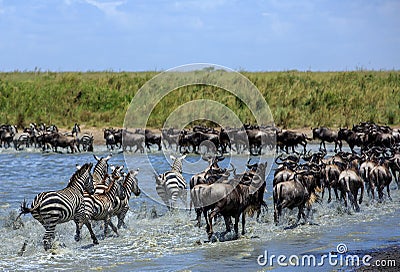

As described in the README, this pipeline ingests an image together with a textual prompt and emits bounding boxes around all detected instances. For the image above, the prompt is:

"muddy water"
[0,147,399,271]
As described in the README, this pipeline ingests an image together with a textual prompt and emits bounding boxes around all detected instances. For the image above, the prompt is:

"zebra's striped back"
[155,156,187,209]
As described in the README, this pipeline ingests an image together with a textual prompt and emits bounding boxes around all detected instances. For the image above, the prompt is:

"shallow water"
[0,146,399,271]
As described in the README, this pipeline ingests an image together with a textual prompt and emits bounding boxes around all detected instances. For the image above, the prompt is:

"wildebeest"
[359,156,377,197]
[219,128,231,154]
[178,130,220,154]
[161,128,180,150]
[322,163,342,203]
[104,128,122,150]
[49,132,78,153]
[388,150,400,188]
[312,127,342,152]
[276,130,310,154]
[369,159,392,202]
[226,128,249,154]
[272,154,299,186]
[273,168,322,225]
[189,155,231,189]
[190,157,236,227]
[145,129,162,151]
[193,161,267,240]
[337,167,364,211]
[338,128,365,153]
[122,129,145,153]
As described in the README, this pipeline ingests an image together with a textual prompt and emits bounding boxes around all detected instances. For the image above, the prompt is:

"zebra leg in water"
[74,218,99,245]
[104,215,119,237]
[43,224,57,250]
[116,207,129,229]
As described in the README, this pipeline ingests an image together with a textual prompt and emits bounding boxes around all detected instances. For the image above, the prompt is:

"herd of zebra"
[18,154,140,251]
[18,152,268,249]
[0,123,93,152]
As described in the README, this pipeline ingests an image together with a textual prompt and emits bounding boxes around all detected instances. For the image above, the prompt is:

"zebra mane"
[68,162,92,187]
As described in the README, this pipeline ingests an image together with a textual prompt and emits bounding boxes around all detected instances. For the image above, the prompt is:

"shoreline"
[353,244,399,271]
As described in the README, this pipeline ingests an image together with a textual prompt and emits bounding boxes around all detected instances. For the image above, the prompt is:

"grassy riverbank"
[0,70,399,129]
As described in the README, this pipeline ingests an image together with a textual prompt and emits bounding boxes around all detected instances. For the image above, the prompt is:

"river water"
[0,146,399,271]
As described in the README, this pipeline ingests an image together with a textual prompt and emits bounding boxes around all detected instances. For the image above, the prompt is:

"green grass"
[0,70,399,130]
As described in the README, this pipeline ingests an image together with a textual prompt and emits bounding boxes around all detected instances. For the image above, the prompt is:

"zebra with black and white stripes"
[112,168,141,229]
[72,123,94,152]
[84,174,124,238]
[155,155,187,210]
[79,133,94,152]
[92,154,112,192]
[18,163,98,250]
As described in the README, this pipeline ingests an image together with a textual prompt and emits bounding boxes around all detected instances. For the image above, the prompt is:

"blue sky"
[0,0,399,71]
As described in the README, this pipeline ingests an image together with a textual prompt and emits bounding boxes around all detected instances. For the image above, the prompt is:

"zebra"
[72,123,94,152]
[84,174,124,238]
[155,155,187,210]
[111,168,141,229]
[76,155,112,194]
[72,123,81,137]
[93,154,112,188]
[79,133,94,152]
[18,163,98,250]
[12,132,31,150]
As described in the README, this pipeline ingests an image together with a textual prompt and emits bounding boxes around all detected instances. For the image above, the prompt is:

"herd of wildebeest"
[1,121,400,156]
[7,120,400,249]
